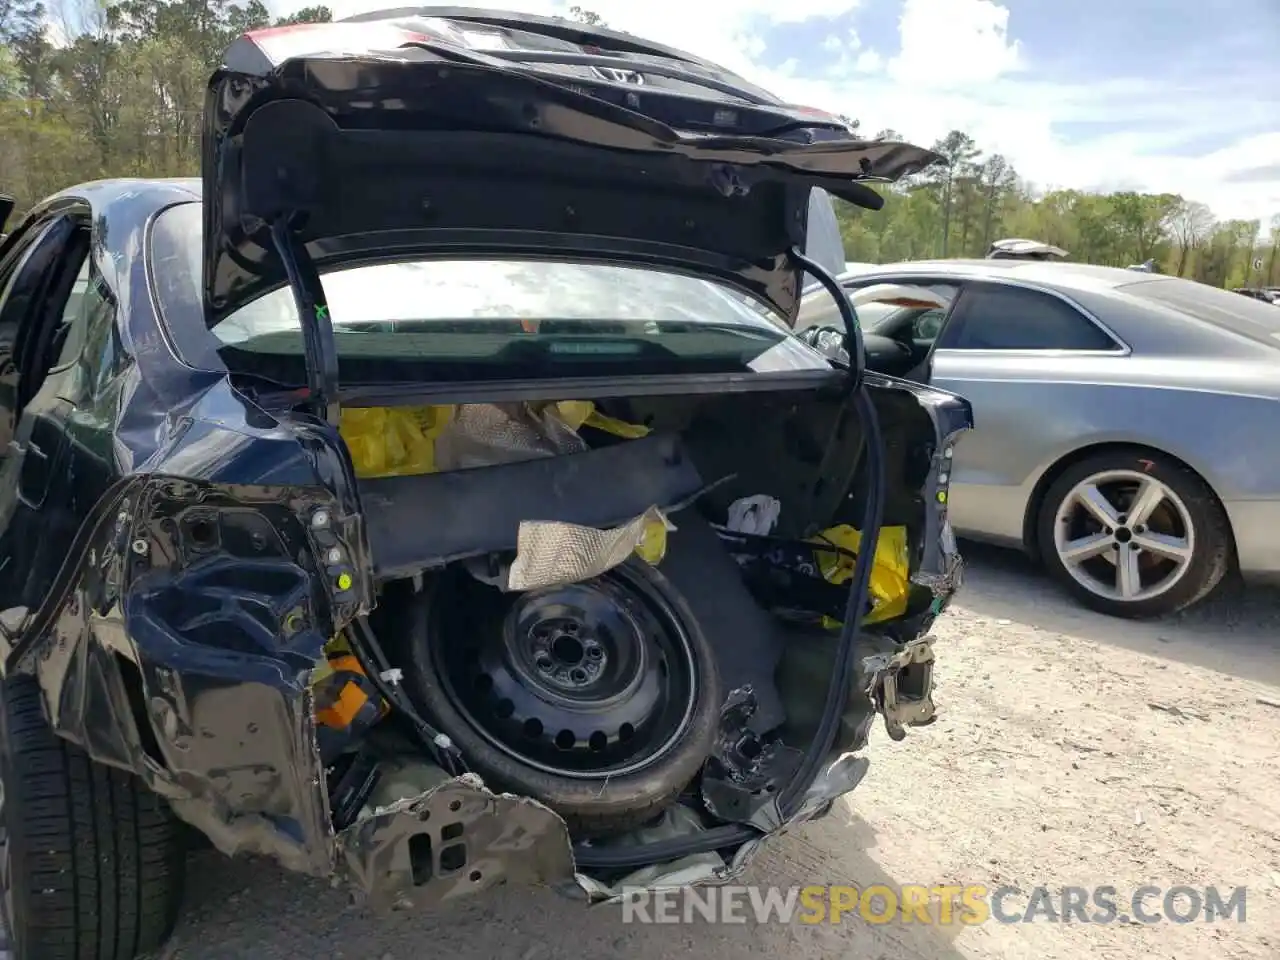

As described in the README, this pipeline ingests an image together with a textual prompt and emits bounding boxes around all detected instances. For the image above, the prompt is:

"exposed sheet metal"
[336,775,577,909]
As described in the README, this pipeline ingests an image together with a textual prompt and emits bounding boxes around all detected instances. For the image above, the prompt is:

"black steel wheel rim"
[431,564,699,779]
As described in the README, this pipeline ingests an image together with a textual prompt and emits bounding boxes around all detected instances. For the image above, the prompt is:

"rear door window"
[938,283,1119,351]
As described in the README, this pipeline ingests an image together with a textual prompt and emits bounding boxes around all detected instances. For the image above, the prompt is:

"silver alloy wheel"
[1052,469,1196,603]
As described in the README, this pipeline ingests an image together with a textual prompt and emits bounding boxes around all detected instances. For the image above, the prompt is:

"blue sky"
[297,0,1280,224]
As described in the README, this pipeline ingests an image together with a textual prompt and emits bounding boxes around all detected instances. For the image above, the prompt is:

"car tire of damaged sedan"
[1038,449,1232,619]
[0,674,185,960]
[388,558,722,837]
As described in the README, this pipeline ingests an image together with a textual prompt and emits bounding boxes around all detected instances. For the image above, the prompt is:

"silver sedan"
[797,259,1280,618]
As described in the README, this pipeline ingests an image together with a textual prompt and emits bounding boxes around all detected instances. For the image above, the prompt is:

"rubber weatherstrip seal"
[571,248,884,869]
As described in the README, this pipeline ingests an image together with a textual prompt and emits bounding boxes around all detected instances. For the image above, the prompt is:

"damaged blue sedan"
[0,9,971,959]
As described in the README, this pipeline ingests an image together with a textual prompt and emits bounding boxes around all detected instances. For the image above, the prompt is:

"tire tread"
[2,674,184,960]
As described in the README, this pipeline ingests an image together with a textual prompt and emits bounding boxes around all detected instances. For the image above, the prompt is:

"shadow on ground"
[955,540,1280,687]
[160,811,974,960]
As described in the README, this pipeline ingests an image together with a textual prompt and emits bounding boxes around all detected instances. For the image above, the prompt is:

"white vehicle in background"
[986,238,1070,261]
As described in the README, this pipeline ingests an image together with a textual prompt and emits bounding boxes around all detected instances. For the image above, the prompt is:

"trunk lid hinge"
[270,217,340,424]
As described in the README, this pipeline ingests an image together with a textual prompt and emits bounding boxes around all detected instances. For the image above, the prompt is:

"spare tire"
[394,558,721,837]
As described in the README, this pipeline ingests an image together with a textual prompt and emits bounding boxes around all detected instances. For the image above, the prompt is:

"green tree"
[1109,191,1178,264]
[275,5,330,25]
[927,130,980,257]
[0,0,51,94]
[977,154,1017,252]
[0,40,20,95]
[568,6,604,26]
[1266,214,1280,287]
[1168,198,1215,277]
[1232,219,1262,287]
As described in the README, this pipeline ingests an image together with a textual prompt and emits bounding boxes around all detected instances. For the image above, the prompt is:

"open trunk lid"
[202,15,939,415]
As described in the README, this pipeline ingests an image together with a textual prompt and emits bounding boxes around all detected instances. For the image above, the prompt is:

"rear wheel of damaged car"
[390,558,722,837]
[0,673,185,960]
[1037,449,1232,619]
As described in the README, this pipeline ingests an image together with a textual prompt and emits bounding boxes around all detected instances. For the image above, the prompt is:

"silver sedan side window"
[942,284,1117,351]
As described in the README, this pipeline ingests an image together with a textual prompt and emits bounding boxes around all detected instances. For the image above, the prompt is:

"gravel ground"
[12,545,1280,959]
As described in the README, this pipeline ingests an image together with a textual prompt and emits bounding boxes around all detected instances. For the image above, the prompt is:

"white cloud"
[887,0,1022,86]
[806,76,1280,223]
[817,28,878,78]
[853,49,883,73]
[325,0,854,79]
[313,0,1279,223]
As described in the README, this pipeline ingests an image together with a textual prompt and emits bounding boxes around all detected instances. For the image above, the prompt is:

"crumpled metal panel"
[886,374,971,605]
[576,804,726,897]
[10,467,368,879]
[699,687,803,831]
[336,775,578,911]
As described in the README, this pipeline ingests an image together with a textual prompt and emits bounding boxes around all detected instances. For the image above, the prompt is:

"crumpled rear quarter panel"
[10,448,368,877]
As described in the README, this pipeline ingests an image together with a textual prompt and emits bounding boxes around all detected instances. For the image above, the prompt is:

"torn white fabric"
[726,495,781,536]
[432,402,587,472]
[507,506,674,591]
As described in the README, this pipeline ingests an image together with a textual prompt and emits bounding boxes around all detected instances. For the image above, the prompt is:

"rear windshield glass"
[1120,276,1280,347]
[150,203,825,384]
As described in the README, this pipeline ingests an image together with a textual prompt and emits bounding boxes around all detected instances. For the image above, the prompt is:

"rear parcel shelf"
[358,432,706,577]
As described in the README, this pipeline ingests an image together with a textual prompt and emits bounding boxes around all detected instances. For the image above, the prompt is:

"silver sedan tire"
[1037,450,1232,619]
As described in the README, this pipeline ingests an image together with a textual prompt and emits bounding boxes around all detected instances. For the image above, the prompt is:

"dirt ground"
[25,545,1280,959]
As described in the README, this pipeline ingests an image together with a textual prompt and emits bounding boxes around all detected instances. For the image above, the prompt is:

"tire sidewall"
[1037,451,1230,619]
[0,677,37,955]
[402,560,722,830]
